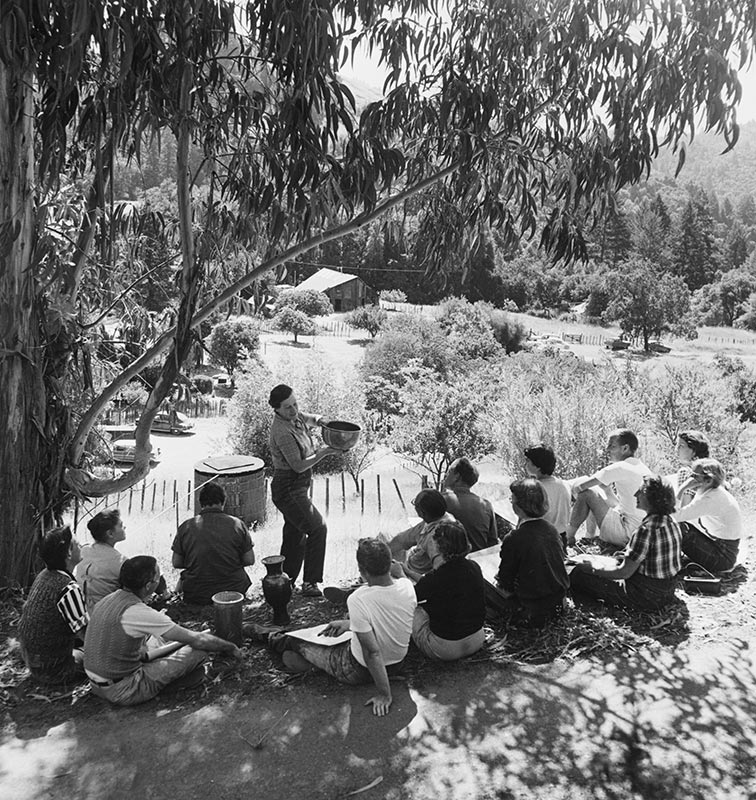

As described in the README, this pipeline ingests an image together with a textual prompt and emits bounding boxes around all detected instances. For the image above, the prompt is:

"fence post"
[392,478,406,510]
[140,481,146,511]
[128,487,134,514]
[151,484,157,512]
[309,480,313,499]
[341,471,346,509]
[162,480,166,506]
[325,477,330,514]
[187,481,191,509]
[360,479,365,514]
[376,474,381,513]
[175,488,179,529]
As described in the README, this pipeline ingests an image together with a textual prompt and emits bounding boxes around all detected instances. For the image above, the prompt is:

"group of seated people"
[16,429,744,716]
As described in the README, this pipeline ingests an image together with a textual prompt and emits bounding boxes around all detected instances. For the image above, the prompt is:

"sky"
[341,55,756,125]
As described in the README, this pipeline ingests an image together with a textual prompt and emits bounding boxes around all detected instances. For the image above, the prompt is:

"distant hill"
[644,120,756,205]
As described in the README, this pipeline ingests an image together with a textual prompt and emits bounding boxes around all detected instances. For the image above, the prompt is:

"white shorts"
[599,508,636,547]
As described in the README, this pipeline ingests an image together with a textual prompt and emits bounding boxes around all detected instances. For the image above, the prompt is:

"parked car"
[648,341,672,354]
[112,438,160,465]
[605,338,631,351]
[150,410,194,435]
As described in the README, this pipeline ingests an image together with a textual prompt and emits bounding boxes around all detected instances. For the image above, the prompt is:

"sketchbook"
[285,623,352,647]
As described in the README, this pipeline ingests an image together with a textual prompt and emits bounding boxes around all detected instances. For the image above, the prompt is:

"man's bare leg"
[566,488,612,543]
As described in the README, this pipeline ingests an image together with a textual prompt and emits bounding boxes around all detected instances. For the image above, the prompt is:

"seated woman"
[672,458,742,573]
[18,526,88,685]
[570,475,681,610]
[670,430,710,510]
[75,509,127,613]
[492,478,569,628]
[412,521,486,661]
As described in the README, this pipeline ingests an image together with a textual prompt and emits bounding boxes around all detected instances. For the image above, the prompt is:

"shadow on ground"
[3,639,756,800]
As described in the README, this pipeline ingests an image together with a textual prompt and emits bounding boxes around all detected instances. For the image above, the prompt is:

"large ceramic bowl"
[321,420,361,451]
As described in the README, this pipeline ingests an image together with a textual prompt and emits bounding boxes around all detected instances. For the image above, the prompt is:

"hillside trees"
[2,0,756,585]
[207,317,261,383]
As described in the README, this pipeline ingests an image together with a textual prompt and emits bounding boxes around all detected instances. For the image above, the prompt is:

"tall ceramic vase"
[261,555,292,625]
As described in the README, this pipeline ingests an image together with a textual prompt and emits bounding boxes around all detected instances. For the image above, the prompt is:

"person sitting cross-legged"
[84,556,242,706]
[565,429,652,548]
[75,508,127,613]
[18,526,88,685]
[272,538,417,717]
[491,478,569,628]
[172,481,255,605]
[570,475,682,610]
[412,521,486,661]
[441,457,498,552]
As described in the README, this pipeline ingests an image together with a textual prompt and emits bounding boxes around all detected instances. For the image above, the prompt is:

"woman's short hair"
[413,489,447,521]
[199,481,226,507]
[640,475,676,515]
[523,443,556,475]
[678,430,710,459]
[119,556,158,593]
[432,521,470,560]
[690,458,725,489]
[356,538,392,577]
[39,526,73,571]
[509,477,548,518]
[268,384,293,409]
[87,509,121,542]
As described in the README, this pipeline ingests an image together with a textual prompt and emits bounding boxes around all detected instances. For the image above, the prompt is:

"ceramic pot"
[261,555,292,625]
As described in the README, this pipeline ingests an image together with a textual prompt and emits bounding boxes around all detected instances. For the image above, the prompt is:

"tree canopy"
[1,0,756,583]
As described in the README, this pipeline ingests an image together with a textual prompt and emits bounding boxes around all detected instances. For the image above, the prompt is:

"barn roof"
[295,268,361,292]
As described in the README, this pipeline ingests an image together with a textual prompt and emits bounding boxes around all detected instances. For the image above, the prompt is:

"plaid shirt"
[625,514,682,579]
[269,411,320,471]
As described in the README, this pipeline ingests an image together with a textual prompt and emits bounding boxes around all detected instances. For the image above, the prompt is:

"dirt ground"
[3,320,756,799]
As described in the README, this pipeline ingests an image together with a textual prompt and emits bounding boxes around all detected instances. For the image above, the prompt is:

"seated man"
[388,489,453,582]
[565,429,652,547]
[441,457,498,551]
[172,481,255,605]
[84,556,241,706]
[18,526,88,685]
[523,443,571,545]
[491,478,569,628]
[272,538,416,716]
[570,475,682,610]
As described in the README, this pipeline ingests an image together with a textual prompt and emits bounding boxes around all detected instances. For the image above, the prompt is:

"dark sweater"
[415,558,486,640]
[18,570,76,662]
[84,589,144,680]
[497,518,569,612]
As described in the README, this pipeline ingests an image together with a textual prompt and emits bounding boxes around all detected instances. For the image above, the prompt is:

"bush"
[488,310,528,354]
[379,289,407,303]
[227,359,275,468]
[345,305,387,338]
[436,297,500,360]
[192,375,213,395]
[272,306,317,343]
[208,316,261,381]
[274,288,332,317]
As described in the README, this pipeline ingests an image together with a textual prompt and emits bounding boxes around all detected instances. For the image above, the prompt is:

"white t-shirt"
[673,485,742,540]
[594,457,652,529]
[347,578,416,667]
[539,476,571,533]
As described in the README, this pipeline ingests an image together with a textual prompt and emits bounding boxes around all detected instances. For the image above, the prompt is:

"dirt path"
[3,638,755,799]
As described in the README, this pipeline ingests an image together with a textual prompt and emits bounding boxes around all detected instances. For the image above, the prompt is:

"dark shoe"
[243,622,285,644]
[323,586,351,605]
[300,582,323,597]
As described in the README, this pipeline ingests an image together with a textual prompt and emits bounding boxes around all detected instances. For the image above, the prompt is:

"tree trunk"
[0,61,50,586]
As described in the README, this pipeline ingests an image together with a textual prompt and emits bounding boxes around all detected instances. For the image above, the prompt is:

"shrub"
[345,305,388,338]
[227,359,275,468]
[488,310,528,353]
[379,289,407,303]
[192,375,213,395]
[272,306,317,343]
[436,297,500,360]
[274,288,332,317]
[207,316,261,381]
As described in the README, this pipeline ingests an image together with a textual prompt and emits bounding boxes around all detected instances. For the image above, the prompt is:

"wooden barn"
[295,268,375,312]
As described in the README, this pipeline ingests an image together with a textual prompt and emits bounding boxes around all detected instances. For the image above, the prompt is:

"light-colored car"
[150,410,194,435]
[112,439,160,465]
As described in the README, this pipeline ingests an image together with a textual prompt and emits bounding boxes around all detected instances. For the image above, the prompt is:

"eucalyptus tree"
[1,0,755,583]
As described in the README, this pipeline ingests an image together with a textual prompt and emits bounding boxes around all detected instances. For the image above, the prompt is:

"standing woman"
[268,384,338,597]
